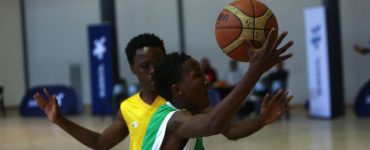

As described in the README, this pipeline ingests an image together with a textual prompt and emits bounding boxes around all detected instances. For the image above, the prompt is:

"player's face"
[178,58,210,112]
[130,47,164,92]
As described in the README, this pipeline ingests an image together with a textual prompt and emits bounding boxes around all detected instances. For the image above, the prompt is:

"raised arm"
[168,29,294,138]
[34,88,128,149]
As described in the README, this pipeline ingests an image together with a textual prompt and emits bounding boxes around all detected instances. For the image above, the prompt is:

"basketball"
[215,0,278,62]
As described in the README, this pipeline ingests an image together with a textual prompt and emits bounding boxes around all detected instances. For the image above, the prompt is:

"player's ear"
[171,84,184,96]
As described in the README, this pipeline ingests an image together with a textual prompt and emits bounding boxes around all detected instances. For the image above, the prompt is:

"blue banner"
[20,86,82,117]
[88,23,114,115]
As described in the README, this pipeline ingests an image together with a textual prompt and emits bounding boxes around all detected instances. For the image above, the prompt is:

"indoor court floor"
[1,107,369,150]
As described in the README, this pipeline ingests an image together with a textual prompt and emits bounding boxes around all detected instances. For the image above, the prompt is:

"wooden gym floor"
[0,107,369,150]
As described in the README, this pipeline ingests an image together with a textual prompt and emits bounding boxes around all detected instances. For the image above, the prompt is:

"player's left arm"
[200,106,264,140]
[222,92,293,140]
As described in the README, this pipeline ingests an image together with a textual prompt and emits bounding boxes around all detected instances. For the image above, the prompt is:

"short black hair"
[153,52,191,101]
[125,33,166,65]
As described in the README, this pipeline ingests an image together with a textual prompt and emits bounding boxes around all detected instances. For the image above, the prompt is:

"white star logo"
[131,121,139,128]
[55,92,65,106]
[93,36,106,61]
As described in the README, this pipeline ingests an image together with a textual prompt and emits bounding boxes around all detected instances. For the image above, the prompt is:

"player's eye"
[140,63,149,70]
[195,70,203,77]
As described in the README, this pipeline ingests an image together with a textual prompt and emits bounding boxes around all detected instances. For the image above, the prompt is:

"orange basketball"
[215,0,278,62]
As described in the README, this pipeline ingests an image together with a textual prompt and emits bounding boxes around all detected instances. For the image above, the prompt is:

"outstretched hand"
[259,90,293,125]
[246,28,294,74]
[33,88,61,123]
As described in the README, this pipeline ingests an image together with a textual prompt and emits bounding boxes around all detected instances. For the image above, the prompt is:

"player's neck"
[170,99,185,110]
[140,89,158,105]
[171,98,203,114]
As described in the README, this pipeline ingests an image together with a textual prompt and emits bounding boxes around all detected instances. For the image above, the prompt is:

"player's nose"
[149,66,155,75]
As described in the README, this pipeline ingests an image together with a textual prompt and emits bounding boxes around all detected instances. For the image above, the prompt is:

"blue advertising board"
[88,23,114,115]
[20,86,82,116]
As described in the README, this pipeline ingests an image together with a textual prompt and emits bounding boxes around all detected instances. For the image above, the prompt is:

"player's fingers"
[281,95,293,111]
[263,28,277,52]
[277,41,294,55]
[268,89,284,106]
[277,90,289,104]
[278,53,293,62]
[34,93,47,108]
[44,88,52,100]
[272,31,288,50]
[52,95,59,109]
[278,91,290,107]
[261,93,270,108]
[285,95,294,105]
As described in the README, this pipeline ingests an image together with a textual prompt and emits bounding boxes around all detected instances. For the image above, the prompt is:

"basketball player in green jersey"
[143,29,294,149]
[34,33,168,150]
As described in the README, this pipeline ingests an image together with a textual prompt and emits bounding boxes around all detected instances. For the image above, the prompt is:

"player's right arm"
[34,88,128,149]
[167,29,294,138]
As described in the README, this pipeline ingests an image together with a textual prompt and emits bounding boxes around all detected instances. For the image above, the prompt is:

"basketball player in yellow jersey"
[120,93,165,149]
[34,33,167,149]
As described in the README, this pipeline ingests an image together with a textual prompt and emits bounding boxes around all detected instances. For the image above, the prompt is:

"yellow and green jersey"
[141,102,204,150]
[120,92,166,150]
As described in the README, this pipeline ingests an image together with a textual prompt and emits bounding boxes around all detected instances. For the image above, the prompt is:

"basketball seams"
[220,5,245,50]
[254,9,274,45]
[221,5,255,54]
[254,9,273,28]
[219,4,274,50]
[229,43,248,62]
[221,7,244,49]
[215,0,278,61]
[216,27,266,30]
[222,5,245,28]
[219,4,271,54]
[222,28,252,54]
[230,1,253,18]
[250,0,256,47]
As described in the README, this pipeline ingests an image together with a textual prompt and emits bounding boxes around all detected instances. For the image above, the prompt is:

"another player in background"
[34,33,167,150]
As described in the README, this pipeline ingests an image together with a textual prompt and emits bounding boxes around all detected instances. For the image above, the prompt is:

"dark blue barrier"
[354,80,370,117]
[20,86,82,117]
